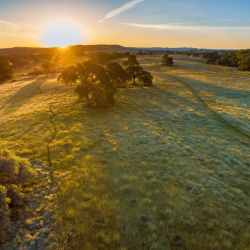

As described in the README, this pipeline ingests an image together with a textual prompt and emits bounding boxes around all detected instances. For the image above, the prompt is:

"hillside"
[0,45,128,56]
[0,45,229,56]
[0,54,250,249]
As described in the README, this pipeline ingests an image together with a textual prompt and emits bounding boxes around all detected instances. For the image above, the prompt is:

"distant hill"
[0,44,233,56]
[127,47,198,51]
[0,45,128,56]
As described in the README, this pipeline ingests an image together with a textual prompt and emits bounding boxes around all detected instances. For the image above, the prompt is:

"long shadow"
[176,75,250,98]
[70,85,250,248]
[1,74,53,116]
[50,81,250,249]
[167,74,250,140]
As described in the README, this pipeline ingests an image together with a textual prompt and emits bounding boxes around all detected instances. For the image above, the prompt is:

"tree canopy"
[123,55,153,86]
[206,58,217,64]
[162,53,174,66]
[0,146,36,241]
[58,61,117,107]
[41,61,56,74]
[198,49,250,71]
[123,55,139,67]
[91,52,130,65]
[57,66,78,85]
[217,51,238,67]
[0,58,13,81]
[105,62,128,87]
[238,55,250,71]
[202,51,220,60]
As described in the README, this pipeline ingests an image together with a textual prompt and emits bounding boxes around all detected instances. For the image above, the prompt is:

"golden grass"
[1,55,250,249]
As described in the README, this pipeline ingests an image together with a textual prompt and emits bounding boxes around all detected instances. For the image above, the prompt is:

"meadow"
[0,54,250,249]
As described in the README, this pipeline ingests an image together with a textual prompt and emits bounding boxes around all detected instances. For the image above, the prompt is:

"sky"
[0,0,250,49]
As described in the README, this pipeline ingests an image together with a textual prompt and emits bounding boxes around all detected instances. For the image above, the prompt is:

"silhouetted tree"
[162,53,174,66]
[206,58,217,64]
[58,61,116,107]
[125,66,153,86]
[192,52,200,57]
[28,68,43,76]
[57,66,78,85]
[8,55,29,67]
[123,55,139,67]
[105,62,128,87]
[41,61,56,74]
[123,55,153,86]
[137,69,153,86]
[0,59,13,81]
[202,51,220,60]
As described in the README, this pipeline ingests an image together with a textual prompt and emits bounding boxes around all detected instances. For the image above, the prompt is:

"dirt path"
[167,73,250,142]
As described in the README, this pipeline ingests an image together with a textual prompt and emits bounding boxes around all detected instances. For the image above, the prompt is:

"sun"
[40,23,84,48]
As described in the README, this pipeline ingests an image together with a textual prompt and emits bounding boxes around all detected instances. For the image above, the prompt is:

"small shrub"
[0,59,13,81]
[28,68,43,75]
[0,145,37,242]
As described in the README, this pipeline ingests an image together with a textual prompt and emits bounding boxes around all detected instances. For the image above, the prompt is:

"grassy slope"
[0,55,250,249]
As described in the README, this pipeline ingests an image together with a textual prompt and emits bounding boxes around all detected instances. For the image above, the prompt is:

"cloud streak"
[0,20,37,35]
[120,22,250,31]
[169,19,237,25]
[98,0,146,23]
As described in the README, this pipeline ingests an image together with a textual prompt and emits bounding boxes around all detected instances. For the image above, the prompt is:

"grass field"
[1,55,250,249]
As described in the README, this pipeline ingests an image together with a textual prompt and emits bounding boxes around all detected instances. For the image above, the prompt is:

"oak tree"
[123,55,153,86]
[58,61,116,107]
[0,59,13,81]
[105,62,128,87]
[162,53,174,66]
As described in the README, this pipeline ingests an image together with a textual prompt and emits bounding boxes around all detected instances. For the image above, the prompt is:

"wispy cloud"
[120,22,250,30]
[98,0,146,23]
[0,20,37,35]
[169,19,237,25]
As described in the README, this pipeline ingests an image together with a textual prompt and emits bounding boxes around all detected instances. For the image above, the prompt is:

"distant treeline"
[0,56,13,81]
[184,49,250,71]
[0,45,127,56]
[135,51,153,55]
[90,51,131,64]
[204,50,250,71]
[0,53,57,68]
[217,50,250,71]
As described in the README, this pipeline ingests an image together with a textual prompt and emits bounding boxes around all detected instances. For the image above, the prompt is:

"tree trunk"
[133,76,136,85]
[85,90,90,106]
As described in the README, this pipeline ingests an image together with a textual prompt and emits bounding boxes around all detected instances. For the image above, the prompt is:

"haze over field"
[0,0,250,49]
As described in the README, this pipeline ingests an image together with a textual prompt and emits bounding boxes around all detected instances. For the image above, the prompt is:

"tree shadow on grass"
[1,75,53,116]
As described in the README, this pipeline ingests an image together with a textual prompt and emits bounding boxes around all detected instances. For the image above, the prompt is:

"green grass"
[1,55,250,249]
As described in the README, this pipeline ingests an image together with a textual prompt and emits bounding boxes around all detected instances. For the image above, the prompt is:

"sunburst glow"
[40,23,83,48]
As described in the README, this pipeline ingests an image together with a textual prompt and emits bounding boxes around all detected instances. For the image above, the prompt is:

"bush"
[0,185,10,230]
[238,56,250,71]
[28,68,43,75]
[0,145,36,241]
[206,58,216,64]
[162,53,174,66]
[0,59,13,81]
